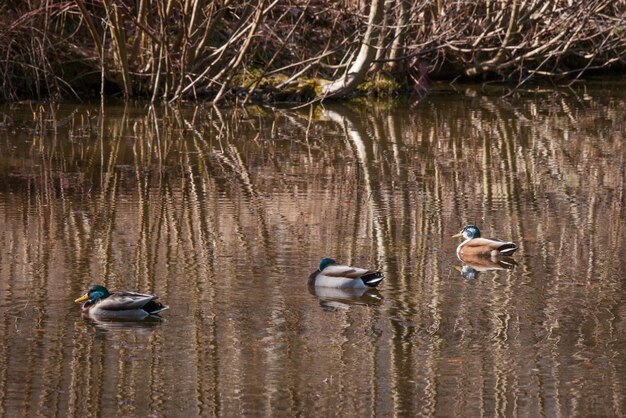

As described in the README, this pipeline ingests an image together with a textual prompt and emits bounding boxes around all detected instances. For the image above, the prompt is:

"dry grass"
[1,1,624,102]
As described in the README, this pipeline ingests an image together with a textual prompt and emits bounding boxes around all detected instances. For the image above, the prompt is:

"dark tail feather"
[361,271,385,287]
[143,300,169,315]
[498,243,518,255]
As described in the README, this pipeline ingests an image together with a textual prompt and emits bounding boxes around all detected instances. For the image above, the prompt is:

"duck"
[452,225,517,257]
[308,258,384,289]
[74,284,169,319]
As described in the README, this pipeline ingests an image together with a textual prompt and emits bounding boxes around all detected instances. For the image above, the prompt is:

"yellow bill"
[452,232,463,238]
[74,294,89,303]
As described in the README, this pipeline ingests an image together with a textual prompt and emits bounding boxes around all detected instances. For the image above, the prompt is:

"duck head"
[74,284,111,303]
[452,225,481,240]
[319,257,337,271]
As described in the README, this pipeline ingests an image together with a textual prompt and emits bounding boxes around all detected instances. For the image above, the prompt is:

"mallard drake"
[308,258,384,289]
[452,225,517,257]
[74,284,168,319]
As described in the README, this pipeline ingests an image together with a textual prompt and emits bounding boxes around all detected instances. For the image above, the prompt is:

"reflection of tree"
[323,107,388,269]
[0,93,624,415]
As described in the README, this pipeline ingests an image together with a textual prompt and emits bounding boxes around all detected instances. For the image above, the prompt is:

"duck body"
[308,258,384,289]
[75,285,168,319]
[453,225,517,258]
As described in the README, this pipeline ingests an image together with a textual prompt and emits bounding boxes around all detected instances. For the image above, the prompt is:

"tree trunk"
[388,0,409,74]
[321,0,385,98]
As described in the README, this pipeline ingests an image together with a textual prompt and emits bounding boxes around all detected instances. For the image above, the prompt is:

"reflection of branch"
[323,108,387,269]
[181,111,275,257]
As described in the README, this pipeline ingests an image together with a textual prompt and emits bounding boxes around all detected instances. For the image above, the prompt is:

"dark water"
[0,83,625,417]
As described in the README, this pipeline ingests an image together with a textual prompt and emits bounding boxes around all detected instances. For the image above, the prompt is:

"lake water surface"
[0,82,625,416]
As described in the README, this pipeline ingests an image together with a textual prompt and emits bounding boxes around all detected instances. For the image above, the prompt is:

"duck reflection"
[81,313,165,334]
[456,254,517,279]
[309,285,383,310]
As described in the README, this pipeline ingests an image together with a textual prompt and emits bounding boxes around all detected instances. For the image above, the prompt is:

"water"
[0,82,625,416]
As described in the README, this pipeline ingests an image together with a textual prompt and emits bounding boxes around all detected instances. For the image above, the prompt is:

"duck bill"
[74,294,89,303]
[452,232,463,238]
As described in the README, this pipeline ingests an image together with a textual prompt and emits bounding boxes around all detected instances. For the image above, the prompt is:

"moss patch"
[357,74,402,98]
